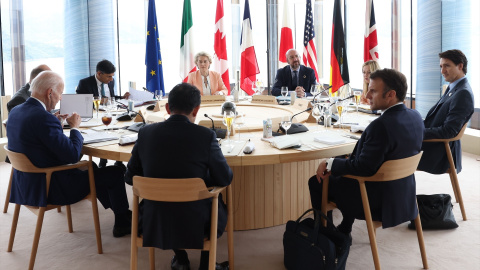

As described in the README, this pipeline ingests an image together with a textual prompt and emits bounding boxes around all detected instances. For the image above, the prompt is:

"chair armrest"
[208,186,228,196]
[45,160,91,173]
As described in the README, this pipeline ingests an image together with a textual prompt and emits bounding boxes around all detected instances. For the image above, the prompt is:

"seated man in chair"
[7,71,131,238]
[308,69,424,237]
[417,49,474,174]
[125,83,232,270]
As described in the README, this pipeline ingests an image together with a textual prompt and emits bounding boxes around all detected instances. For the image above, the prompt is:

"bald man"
[7,71,131,238]
[7,64,51,112]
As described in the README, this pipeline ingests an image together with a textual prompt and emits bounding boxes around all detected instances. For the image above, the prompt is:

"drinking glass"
[310,84,319,100]
[251,82,258,95]
[155,90,163,100]
[311,104,324,131]
[280,86,289,104]
[109,97,116,111]
[234,111,245,142]
[93,96,101,118]
[223,111,236,146]
[281,115,292,136]
[353,90,362,112]
[255,80,264,95]
[101,111,113,132]
[336,101,344,127]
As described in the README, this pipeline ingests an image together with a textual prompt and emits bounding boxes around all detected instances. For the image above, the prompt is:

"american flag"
[303,0,319,82]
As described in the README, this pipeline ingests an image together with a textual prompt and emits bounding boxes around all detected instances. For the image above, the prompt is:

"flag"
[391,0,400,69]
[214,0,231,94]
[240,0,259,95]
[364,0,379,61]
[303,0,319,82]
[330,0,349,93]
[278,0,293,65]
[145,0,165,95]
[180,0,197,82]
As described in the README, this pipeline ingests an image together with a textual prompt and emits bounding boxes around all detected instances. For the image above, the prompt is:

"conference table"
[81,98,371,230]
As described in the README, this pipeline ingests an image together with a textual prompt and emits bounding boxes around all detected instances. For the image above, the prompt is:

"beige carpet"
[0,153,479,270]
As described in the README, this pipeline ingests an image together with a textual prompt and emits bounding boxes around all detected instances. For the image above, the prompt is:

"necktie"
[443,86,450,97]
[101,83,106,97]
[292,70,298,89]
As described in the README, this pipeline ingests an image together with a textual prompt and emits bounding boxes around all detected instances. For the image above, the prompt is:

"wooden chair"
[321,152,428,270]
[130,177,234,270]
[4,146,103,270]
[422,123,468,221]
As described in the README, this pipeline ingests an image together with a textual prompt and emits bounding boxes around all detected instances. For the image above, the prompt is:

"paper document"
[79,130,119,144]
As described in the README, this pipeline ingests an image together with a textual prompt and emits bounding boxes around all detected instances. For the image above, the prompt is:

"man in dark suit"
[7,64,50,113]
[76,59,130,99]
[7,71,131,238]
[272,49,317,97]
[77,59,129,168]
[125,83,232,270]
[309,68,424,236]
[418,49,474,174]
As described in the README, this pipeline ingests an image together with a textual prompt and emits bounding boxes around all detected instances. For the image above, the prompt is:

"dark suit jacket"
[125,114,233,249]
[7,98,89,207]
[272,65,317,96]
[418,77,474,174]
[330,104,424,228]
[7,83,31,113]
[7,98,129,211]
[76,75,115,97]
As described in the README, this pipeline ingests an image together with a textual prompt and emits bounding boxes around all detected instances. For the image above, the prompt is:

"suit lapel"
[425,78,465,119]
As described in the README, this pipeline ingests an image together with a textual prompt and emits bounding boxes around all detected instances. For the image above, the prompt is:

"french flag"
[240,0,259,95]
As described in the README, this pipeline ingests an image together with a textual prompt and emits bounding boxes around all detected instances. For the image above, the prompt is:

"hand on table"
[295,86,305,98]
[66,112,81,129]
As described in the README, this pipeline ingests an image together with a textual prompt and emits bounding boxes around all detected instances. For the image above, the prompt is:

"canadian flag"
[214,0,231,94]
[278,0,293,66]
[364,0,379,61]
[240,0,259,95]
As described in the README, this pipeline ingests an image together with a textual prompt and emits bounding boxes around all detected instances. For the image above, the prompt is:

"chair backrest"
[345,151,423,183]
[4,145,45,173]
[132,176,215,202]
[423,122,468,143]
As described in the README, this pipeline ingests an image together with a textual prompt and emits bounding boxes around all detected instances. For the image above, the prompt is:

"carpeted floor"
[0,153,479,270]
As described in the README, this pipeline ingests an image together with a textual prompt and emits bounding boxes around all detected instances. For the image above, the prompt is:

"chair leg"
[88,160,103,254]
[209,197,219,270]
[359,183,381,270]
[3,168,13,213]
[227,186,234,270]
[444,143,467,221]
[57,206,62,212]
[66,205,73,233]
[29,207,46,270]
[448,169,459,203]
[321,177,330,228]
[131,196,139,270]
[148,247,155,270]
[7,204,21,252]
[414,212,429,269]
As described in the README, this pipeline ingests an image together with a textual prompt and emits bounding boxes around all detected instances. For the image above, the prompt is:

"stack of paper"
[270,136,301,149]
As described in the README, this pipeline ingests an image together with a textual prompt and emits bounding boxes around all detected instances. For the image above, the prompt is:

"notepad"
[60,94,93,121]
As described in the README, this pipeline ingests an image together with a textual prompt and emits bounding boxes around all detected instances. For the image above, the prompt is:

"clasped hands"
[294,86,306,98]
[316,159,331,183]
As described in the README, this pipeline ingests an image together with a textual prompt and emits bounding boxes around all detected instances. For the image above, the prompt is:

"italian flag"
[180,0,197,82]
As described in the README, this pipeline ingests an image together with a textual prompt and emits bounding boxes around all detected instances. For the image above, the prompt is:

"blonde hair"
[194,51,212,65]
[362,60,381,94]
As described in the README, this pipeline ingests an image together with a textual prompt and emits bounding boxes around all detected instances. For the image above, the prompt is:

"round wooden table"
[82,101,359,230]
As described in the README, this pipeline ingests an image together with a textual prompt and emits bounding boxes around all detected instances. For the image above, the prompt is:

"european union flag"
[145,0,165,95]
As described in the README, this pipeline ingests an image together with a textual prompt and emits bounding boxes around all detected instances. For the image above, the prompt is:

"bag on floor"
[408,194,458,230]
[283,208,350,270]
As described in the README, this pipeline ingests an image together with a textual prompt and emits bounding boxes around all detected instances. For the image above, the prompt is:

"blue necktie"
[101,83,106,97]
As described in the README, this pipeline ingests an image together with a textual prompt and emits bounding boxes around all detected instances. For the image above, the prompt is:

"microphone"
[204,113,227,139]
[126,111,146,132]
[312,85,332,103]
[339,95,354,102]
[142,87,149,91]
[204,113,216,129]
[290,107,312,122]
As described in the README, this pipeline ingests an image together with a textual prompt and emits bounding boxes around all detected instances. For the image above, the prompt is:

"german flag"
[330,0,349,93]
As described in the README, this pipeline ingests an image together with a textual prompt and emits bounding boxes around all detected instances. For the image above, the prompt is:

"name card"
[201,95,226,104]
[293,98,310,111]
[251,95,277,105]
[153,100,167,112]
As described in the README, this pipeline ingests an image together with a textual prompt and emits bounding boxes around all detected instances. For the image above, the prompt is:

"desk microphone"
[204,114,227,139]
[339,95,354,102]
[142,87,149,91]
[312,85,332,102]
[290,107,312,122]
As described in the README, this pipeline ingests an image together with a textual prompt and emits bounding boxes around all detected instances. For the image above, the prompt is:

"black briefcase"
[283,209,350,270]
